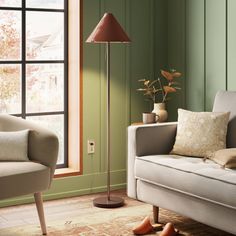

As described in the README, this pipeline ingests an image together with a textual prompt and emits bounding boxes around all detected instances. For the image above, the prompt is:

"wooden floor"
[0,191,111,230]
[0,190,234,236]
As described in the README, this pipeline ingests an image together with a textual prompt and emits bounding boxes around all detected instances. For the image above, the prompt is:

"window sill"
[54,168,81,178]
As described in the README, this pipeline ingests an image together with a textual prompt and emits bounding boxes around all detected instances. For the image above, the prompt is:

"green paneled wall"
[186,0,205,111]
[205,0,226,110]
[228,0,236,91]
[186,0,236,112]
[167,0,186,120]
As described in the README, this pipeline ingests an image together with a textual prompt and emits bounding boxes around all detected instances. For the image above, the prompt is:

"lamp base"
[93,196,124,208]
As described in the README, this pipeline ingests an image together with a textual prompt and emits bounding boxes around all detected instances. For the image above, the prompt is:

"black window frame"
[0,0,68,168]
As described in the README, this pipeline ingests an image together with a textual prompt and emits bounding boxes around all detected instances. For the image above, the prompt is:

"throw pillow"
[171,109,230,158]
[207,148,236,169]
[0,130,29,161]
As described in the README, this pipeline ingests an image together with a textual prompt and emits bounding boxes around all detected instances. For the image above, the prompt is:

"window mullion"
[21,0,26,118]
[63,0,69,169]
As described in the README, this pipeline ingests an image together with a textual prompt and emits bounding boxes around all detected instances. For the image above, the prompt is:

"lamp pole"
[106,42,111,201]
[93,42,124,208]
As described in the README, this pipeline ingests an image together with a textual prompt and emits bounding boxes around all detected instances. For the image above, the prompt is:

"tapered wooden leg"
[153,205,159,223]
[34,192,47,235]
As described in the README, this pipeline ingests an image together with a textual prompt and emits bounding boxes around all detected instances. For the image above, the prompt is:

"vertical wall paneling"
[226,0,228,91]
[205,0,226,111]
[228,0,236,90]
[99,0,105,173]
[130,0,155,122]
[125,0,131,126]
[204,0,206,110]
[83,0,103,175]
[185,0,205,111]
[167,0,186,120]
[185,0,236,113]
[154,0,168,79]
[149,0,154,80]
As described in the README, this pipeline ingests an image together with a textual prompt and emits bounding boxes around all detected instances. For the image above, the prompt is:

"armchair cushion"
[0,130,29,161]
[0,161,50,199]
[171,109,230,158]
[0,114,59,180]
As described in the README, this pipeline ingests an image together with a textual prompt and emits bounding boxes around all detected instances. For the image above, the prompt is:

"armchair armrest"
[127,122,177,198]
[0,114,59,181]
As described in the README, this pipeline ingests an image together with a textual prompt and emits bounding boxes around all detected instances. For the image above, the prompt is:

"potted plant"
[137,69,182,122]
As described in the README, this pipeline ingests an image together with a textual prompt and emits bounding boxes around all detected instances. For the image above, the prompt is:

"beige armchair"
[0,114,59,235]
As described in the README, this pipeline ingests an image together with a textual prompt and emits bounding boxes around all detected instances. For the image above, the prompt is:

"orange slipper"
[132,216,162,235]
[159,223,179,236]
[132,216,153,235]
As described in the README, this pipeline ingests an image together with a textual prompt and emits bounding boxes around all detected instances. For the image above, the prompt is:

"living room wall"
[81,0,236,205]
[167,0,236,116]
[82,0,167,194]
[185,0,236,111]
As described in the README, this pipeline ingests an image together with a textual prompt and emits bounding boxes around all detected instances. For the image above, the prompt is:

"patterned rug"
[0,191,234,236]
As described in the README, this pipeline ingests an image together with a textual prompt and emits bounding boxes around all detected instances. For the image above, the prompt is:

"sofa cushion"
[0,162,50,200]
[135,155,236,208]
[171,109,230,158]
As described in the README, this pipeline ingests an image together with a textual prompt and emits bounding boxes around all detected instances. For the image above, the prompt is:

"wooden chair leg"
[153,205,159,223]
[34,192,47,235]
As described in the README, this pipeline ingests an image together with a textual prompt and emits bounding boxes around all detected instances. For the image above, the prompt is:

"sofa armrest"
[0,114,59,181]
[127,122,177,198]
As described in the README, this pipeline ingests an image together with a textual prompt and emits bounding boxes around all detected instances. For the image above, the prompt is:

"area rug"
[0,191,233,236]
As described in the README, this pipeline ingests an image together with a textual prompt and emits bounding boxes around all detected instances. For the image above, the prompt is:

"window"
[0,0,68,168]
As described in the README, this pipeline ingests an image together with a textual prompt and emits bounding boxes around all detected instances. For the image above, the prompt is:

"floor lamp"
[86,13,131,208]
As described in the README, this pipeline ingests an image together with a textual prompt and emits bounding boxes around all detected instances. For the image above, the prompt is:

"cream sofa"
[0,114,59,235]
[127,91,236,235]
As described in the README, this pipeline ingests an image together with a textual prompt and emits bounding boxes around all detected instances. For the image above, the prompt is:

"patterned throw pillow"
[207,148,236,169]
[171,109,230,158]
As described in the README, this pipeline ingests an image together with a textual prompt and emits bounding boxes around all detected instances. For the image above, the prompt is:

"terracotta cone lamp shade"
[86,13,130,208]
[86,13,131,43]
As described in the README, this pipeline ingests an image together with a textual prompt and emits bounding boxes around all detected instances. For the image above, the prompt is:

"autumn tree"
[0,11,21,111]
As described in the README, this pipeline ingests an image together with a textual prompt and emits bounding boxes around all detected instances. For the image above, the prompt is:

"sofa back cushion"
[213,90,236,148]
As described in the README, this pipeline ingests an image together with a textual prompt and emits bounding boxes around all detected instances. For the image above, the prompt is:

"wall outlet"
[87,140,95,154]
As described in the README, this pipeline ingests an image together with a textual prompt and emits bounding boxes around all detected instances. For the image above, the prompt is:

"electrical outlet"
[87,140,95,154]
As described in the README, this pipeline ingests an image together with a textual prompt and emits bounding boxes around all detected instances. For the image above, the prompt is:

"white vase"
[152,103,168,122]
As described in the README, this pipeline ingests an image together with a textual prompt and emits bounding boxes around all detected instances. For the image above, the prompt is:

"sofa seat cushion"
[135,155,236,209]
[0,162,50,200]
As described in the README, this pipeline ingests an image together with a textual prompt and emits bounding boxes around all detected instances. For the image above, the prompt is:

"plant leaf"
[172,72,181,78]
[164,86,176,93]
[161,70,173,81]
